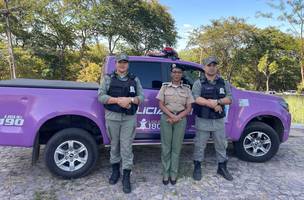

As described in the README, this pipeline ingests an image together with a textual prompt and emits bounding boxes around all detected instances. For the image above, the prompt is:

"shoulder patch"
[128,73,136,80]
[217,77,225,84]
[162,82,170,86]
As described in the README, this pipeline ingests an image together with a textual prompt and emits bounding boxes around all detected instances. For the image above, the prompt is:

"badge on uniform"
[130,86,136,93]
[219,88,225,95]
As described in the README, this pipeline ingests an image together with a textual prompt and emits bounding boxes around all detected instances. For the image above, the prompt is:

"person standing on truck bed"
[156,64,194,185]
[98,53,145,193]
[192,56,233,181]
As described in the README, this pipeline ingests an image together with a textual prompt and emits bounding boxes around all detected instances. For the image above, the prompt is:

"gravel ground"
[0,128,304,200]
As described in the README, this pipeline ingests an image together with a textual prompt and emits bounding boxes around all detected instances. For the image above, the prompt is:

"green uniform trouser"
[193,116,228,163]
[160,114,187,179]
[105,118,136,170]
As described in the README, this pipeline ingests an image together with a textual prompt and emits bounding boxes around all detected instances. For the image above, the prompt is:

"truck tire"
[44,128,98,179]
[234,122,280,162]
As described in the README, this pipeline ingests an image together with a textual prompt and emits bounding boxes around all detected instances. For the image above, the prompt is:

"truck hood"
[235,88,284,102]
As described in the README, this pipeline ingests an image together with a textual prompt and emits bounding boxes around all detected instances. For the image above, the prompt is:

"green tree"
[93,0,177,55]
[187,17,254,82]
[257,0,304,88]
[258,53,278,91]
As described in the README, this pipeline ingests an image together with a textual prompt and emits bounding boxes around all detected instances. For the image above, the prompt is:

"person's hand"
[172,115,181,123]
[208,99,218,108]
[117,97,131,108]
[214,105,223,113]
[166,118,175,124]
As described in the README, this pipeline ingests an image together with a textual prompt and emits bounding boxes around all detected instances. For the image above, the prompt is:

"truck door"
[128,61,166,141]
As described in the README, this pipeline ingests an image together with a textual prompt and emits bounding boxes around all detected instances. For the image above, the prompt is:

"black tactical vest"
[104,72,138,115]
[193,76,226,119]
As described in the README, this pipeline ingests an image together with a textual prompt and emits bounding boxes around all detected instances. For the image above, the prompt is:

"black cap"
[116,53,129,62]
[203,56,219,65]
[170,63,185,71]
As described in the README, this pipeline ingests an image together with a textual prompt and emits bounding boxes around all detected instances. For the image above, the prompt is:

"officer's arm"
[97,75,119,105]
[177,88,194,119]
[132,77,145,105]
[177,103,192,119]
[218,81,232,106]
[156,86,176,119]
[159,100,177,119]
[192,80,213,108]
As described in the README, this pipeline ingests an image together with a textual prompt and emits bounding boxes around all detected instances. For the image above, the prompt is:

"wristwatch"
[217,99,222,105]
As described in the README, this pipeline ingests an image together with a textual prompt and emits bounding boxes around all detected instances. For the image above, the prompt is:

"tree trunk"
[4,0,16,79]
[59,46,65,80]
[79,29,87,60]
[301,64,304,84]
[266,75,270,92]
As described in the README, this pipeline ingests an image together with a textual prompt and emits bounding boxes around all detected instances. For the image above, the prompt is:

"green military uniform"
[98,72,144,170]
[156,82,194,180]
[192,74,232,163]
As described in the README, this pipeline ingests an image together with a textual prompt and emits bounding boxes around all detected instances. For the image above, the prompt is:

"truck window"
[129,61,163,89]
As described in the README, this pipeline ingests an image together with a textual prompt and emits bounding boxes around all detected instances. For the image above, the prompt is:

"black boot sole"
[109,174,120,185]
[162,179,169,185]
[109,179,120,185]
[217,170,233,181]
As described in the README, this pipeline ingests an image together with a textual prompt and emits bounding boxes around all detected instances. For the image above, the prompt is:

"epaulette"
[107,71,115,78]
[182,83,190,88]
[162,82,170,86]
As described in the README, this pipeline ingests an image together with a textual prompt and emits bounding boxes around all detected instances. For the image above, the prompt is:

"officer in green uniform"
[156,64,194,185]
[98,53,145,193]
[192,56,233,181]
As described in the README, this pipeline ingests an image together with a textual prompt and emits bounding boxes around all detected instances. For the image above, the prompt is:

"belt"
[169,110,184,115]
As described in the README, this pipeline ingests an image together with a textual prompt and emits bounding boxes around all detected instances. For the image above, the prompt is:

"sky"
[158,0,287,50]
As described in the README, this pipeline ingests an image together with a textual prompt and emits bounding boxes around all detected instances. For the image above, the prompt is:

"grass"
[34,189,57,200]
[279,95,304,124]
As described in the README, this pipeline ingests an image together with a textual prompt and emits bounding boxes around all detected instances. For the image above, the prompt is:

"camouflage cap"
[116,53,129,62]
[203,56,219,65]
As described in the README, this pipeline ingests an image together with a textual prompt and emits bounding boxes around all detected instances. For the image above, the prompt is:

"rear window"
[129,62,162,89]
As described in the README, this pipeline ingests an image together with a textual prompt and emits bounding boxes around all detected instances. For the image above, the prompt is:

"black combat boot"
[217,161,233,181]
[122,169,131,194]
[109,163,120,185]
[193,160,202,181]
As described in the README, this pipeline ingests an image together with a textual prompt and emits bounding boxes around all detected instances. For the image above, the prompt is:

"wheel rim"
[54,140,88,172]
[243,131,272,157]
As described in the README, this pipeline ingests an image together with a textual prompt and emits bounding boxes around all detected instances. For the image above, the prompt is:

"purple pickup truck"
[0,55,291,179]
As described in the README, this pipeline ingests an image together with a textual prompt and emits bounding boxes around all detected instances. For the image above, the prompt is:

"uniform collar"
[114,70,128,78]
[168,81,183,88]
[201,73,220,82]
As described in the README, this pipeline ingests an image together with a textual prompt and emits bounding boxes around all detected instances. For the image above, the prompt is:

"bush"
[297,82,304,94]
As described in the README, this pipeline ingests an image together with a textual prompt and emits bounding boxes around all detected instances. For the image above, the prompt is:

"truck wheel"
[44,128,98,179]
[234,122,280,162]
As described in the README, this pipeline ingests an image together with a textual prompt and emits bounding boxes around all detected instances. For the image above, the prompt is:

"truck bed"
[0,79,99,90]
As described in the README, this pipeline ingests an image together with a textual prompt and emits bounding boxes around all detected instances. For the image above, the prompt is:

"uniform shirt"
[156,82,194,113]
[192,74,232,131]
[98,72,145,121]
